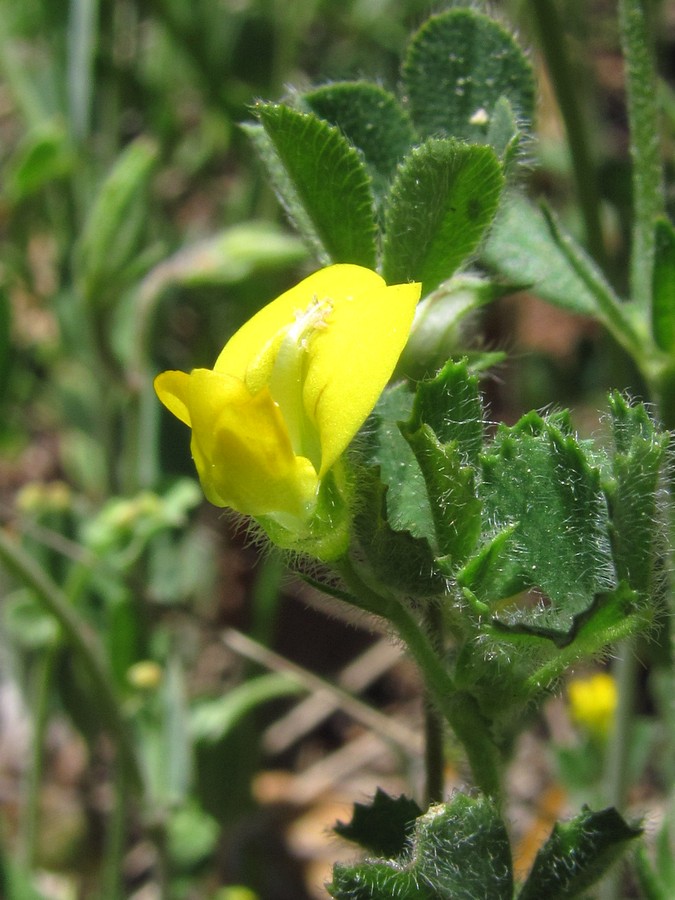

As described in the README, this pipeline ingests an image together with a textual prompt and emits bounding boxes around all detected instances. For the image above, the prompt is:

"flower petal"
[154,370,193,426]
[304,278,421,475]
[156,368,319,523]
[213,264,420,475]
[213,265,388,391]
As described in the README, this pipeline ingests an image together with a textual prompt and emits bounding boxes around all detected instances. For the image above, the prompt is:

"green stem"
[524,608,644,697]
[67,0,99,142]
[599,642,638,900]
[618,0,664,310]
[541,205,646,360]
[19,642,57,869]
[606,644,638,810]
[528,0,607,268]
[422,603,445,805]
[336,557,502,799]
[100,762,127,899]
[0,529,143,793]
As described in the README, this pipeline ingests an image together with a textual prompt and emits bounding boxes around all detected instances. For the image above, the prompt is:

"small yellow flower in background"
[127,660,163,691]
[567,671,617,740]
[155,264,420,552]
[16,481,72,514]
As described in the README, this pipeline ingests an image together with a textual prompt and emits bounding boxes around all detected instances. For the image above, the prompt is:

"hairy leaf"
[402,424,481,565]
[479,411,614,635]
[329,794,513,900]
[366,384,434,541]
[246,104,378,267]
[382,139,504,295]
[605,393,668,598]
[409,358,484,464]
[518,807,641,900]
[482,193,604,315]
[403,9,534,143]
[303,82,415,198]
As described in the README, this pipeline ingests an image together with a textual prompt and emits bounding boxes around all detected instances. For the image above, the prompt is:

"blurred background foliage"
[0,1,673,898]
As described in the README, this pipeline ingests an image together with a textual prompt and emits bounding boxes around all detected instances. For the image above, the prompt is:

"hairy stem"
[528,0,607,268]
[422,603,446,805]
[618,0,664,310]
[336,557,502,799]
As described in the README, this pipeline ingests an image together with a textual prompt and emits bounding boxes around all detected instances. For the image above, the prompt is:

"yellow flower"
[567,672,617,739]
[155,264,420,551]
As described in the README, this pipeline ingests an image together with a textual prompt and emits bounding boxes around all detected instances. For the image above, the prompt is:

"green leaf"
[334,789,422,859]
[517,806,641,900]
[479,411,614,634]
[402,423,481,565]
[403,9,535,143]
[456,525,520,606]
[303,82,416,198]
[191,674,303,744]
[409,358,484,464]
[74,137,158,306]
[3,119,73,201]
[382,139,504,295]
[374,362,486,568]
[354,387,444,595]
[486,96,523,167]
[367,383,435,542]
[246,103,377,267]
[652,217,675,353]
[484,196,644,363]
[139,222,308,301]
[605,393,668,597]
[167,802,219,870]
[482,193,603,315]
[491,582,640,650]
[329,794,513,900]
[330,863,434,899]
[352,467,444,597]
